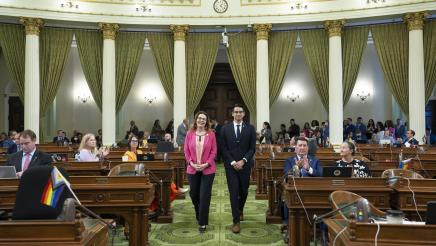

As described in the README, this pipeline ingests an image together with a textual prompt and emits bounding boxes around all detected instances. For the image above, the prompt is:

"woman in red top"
[184,111,217,233]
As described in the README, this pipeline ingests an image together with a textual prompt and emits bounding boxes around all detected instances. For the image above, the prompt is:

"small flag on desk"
[40,167,68,208]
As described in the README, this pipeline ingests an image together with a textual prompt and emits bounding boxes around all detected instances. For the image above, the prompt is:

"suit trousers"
[188,172,215,226]
[225,164,251,224]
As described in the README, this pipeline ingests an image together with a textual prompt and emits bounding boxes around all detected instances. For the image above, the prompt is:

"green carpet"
[110,164,285,245]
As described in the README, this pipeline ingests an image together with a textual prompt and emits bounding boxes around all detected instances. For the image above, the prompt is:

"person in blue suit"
[284,137,322,177]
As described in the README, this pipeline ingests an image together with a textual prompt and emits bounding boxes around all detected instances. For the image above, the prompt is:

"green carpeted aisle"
[111,164,284,245]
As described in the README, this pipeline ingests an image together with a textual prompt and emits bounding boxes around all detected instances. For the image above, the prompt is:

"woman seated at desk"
[122,135,188,213]
[77,133,109,161]
[335,140,371,178]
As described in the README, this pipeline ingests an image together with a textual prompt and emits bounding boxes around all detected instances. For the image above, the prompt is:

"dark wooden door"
[196,63,250,124]
[8,96,24,132]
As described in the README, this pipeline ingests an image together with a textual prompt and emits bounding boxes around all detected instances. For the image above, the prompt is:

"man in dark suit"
[6,129,52,177]
[397,129,419,147]
[7,132,21,154]
[220,104,256,233]
[284,137,322,177]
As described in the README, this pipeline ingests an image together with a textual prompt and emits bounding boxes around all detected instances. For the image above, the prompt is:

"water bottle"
[164,152,168,162]
[398,150,404,169]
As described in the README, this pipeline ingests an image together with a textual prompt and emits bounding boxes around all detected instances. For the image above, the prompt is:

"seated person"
[379,130,396,146]
[122,135,188,213]
[53,130,70,145]
[164,132,179,149]
[284,137,322,177]
[397,130,419,147]
[76,133,109,161]
[335,141,371,178]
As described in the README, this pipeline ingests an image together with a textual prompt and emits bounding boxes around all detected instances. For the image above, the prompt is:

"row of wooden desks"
[0,176,154,246]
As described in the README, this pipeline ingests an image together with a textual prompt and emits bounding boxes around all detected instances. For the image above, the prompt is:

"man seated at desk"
[6,129,52,177]
[396,130,419,148]
[284,137,322,177]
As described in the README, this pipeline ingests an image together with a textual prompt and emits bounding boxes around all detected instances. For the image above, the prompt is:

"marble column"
[99,23,119,145]
[254,24,272,131]
[21,17,44,142]
[325,20,345,146]
[405,12,427,143]
[170,25,189,142]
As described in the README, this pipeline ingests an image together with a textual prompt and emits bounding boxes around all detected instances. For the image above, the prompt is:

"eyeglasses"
[233,111,244,114]
[197,117,207,121]
[131,140,138,143]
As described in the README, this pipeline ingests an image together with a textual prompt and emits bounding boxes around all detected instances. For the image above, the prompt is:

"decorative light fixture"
[60,0,79,8]
[136,0,152,12]
[78,94,90,103]
[287,93,300,103]
[356,91,371,103]
[367,0,386,4]
[144,95,157,105]
[290,1,308,10]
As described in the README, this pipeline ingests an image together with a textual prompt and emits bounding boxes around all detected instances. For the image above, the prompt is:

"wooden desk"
[55,162,107,176]
[324,219,436,246]
[0,219,108,245]
[154,152,187,192]
[283,178,391,246]
[108,160,175,223]
[0,176,154,246]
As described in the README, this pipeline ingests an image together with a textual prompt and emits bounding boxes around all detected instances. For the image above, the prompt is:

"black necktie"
[236,125,241,139]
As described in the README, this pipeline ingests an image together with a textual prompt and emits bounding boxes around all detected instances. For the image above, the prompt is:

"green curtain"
[342,26,369,105]
[186,33,220,115]
[299,29,329,111]
[424,20,436,102]
[226,32,257,115]
[148,33,174,104]
[39,27,73,140]
[371,23,409,114]
[75,29,103,110]
[0,24,25,101]
[115,32,146,112]
[269,31,297,106]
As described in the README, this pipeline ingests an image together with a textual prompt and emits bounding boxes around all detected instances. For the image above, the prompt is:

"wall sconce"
[287,93,300,103]
[356,91,371,103]
[290,1,308,10]
[60,0,79,8]
[144,95,156,105]
[136,0,152,12]
[367,0,386,3]
[78,94,90,103]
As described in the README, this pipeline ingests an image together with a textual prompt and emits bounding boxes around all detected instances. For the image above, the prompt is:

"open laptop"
[156,141,175,153]
[137,153,155,161]
[322,166,352,178]
[426,201,436,225]
[0,166,18,178]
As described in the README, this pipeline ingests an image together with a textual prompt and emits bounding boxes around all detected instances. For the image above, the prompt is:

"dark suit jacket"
[284,155,322,177]
[220,122,256,169]
[7,143,18,154]
[6,150,53,172]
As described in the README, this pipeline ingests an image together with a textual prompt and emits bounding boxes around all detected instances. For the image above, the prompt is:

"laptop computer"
[156,141,175,153]
[137,153,155,161]
[322,166,352,178]
[0,166,18,178]
[426,201,436,225]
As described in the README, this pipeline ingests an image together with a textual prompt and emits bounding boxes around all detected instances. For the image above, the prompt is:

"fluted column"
[170,25,189,142]
[325,20,345,146]
[254,24,272,131]
[405,12,427,143]
[99,23,119,145]
[21,17,43,142]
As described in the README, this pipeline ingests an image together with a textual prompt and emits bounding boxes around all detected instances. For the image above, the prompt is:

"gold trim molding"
[99,23,119,40]
[253,24,272,40]
[325,20,345,37]
[404,12,428,31]
[170,25,189,41]
[20,17,44,36]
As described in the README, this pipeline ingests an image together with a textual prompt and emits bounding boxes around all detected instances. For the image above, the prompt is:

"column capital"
[20,17,44,36]
[98,23,119,40]
[324,20,345,37]
[404,12,428,31]
[170,25,189,41]
[253,24,272,40]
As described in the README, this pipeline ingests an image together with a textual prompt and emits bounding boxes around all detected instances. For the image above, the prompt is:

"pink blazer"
[184,130,217,175]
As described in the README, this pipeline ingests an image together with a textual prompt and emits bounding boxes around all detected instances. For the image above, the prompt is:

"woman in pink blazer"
[184,111,217,233]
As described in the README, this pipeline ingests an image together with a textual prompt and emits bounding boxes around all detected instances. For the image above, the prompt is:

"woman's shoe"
[199,225,207,233]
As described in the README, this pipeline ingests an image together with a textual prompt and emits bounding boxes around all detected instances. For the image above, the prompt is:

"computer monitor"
[426,201,436,225]
[322,166,352,178]
[0,166,18,178]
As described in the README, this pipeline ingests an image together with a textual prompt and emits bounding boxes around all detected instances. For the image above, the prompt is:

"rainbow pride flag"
[40,167,67,208]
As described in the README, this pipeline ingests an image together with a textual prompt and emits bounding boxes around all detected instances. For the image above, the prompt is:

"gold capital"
[99,23,119,40]
[170,25,189,41]
[20,17,44,36]
[404,12,428,31]
[325,20,345,37]
[253,24,272,40]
